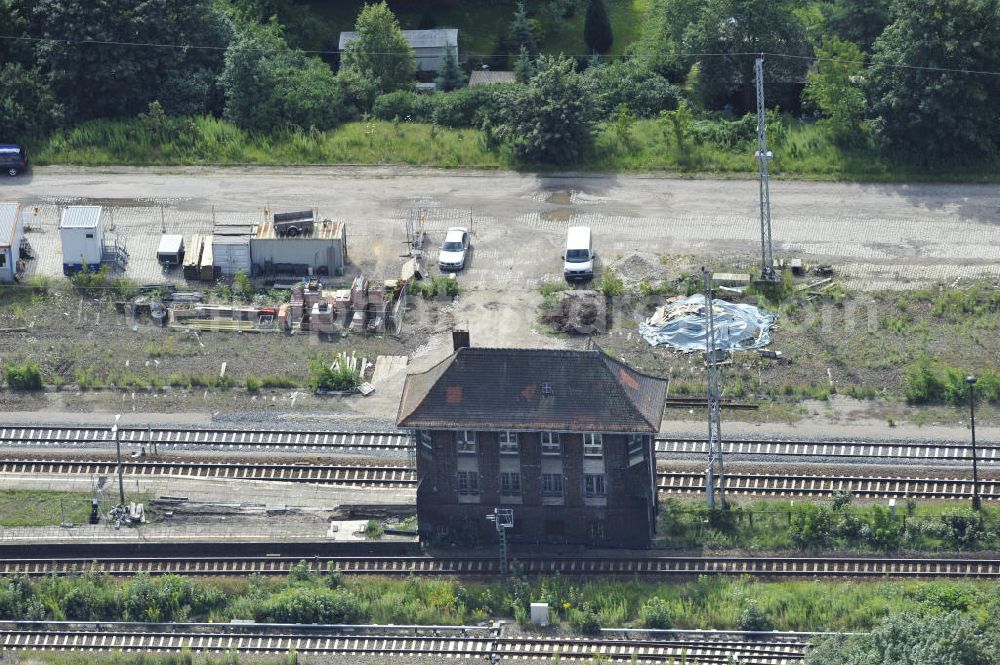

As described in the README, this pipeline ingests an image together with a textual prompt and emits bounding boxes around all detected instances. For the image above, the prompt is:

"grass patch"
[32,114,1000,182]
[0,490,96,527]
[5,564,1000,633]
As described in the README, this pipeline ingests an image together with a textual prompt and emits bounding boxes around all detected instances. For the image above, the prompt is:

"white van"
[563,226,594,282]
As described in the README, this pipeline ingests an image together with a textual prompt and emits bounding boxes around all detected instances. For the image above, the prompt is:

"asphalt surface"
[3,166,1000,290]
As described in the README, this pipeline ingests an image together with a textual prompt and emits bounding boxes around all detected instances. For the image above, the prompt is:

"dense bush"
[430,86,511,128]
[255,587,365,624]
[738,599,773,632]
[4,362,43,390]
[584,60,681,118]
[309,355,362,393]
[903,355,1000,405]
[568,604,601,634]
[639,596,673,628]
[373,91,430,122]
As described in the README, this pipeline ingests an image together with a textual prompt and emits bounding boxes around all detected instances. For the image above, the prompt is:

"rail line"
[2,426,997,463]
[4,458,998,500]
[657,471,1000,500]
[0,623,806,664]
[2,554,1000,578]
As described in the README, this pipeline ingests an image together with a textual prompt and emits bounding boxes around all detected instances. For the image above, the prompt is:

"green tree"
[512,44,535,83]
[868,0,1000,164]
[0,63,58,141]
[635,0,702,80]
[583,0,613,54]
[497,55,598,164]
[803,36,867,145]
[584,58,681,117]
[435,47,466,91]
[341,1,415,94]
[683,0,810,110]
[220,25,343,132]
[805,612,998,665]
[509,0,538,57]
[30,0,233,122]
[820,0,891,53]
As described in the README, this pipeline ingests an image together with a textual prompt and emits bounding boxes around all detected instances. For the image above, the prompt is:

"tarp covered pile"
[639,294,778,352]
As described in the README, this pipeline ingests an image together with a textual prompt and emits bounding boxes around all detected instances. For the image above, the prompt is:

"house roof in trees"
[469,71,516,86]
[339,29,459,51]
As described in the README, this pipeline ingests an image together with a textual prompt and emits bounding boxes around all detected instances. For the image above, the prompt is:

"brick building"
[396,342,668,548]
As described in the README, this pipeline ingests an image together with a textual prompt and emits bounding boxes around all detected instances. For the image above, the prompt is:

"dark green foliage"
[309,356,361,393]
[30,0,233,123]
[224,0,335,52]
[341,1,415,94]
[738,599,773,632]
[903,355,1000,405]
[508,1,538,57]
[373,91,430,121]
[820,0,891,53]
[805,612,999,665]
[335,67,381,119]
[512,45,535,83]
[683,0,811,111]
[568,604,601,634]
[584,59,681,118]
[868,0,1000,164]
[254,587,365,624]
[219,25,343,133]
[0,63,59,141]
[639,596,673,628]
[4,361,42,390]
[430,86,510,128]
[583,0,613,54]
[435,47,466,92]
[494,55,597,164]
[635,0,701,80]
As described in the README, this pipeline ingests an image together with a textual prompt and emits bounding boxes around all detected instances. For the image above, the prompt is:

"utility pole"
[755,56,778,282]
[703,268,728,509]
[967,376,981,510]
[111,414,125,506]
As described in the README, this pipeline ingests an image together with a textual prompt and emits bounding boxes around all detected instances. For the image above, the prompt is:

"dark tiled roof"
[397,348,667,432]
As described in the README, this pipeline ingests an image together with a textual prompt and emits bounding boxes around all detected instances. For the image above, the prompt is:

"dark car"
[0,145,28,177]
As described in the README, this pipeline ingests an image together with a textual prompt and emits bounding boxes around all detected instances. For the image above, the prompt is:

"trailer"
[156,234,185,267]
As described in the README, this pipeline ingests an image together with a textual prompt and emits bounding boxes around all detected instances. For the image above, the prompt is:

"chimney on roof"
[452,329,470,352]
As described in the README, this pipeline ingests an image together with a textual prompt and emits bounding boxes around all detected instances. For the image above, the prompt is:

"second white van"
[563,226,594,282]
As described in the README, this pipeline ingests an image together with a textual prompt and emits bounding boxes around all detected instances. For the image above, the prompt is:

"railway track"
[0,623,806,664]
[2,425,996,463]
[3,458,997,501]
[3,554,1000,578]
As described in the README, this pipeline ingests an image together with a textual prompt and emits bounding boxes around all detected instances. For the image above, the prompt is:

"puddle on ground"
[545,191,573,206]
[541,208,574,221]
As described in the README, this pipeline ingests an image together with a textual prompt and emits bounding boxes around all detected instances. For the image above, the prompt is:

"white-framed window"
[627,434,645,466]
[499,431,519,455]
[541,431,561,456]
[584,474,606,497]
[583,433,604,457]
[500,471,521,495]
[457,471,479,495]
[419,430,433,451]
[541,473,564,497]
[456,430,477,454]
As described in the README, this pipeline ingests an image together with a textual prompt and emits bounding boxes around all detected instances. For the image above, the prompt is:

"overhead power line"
[1,33,999,77]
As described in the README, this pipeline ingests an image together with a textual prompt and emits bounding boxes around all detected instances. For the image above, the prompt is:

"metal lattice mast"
[703,268,728,509]
[755,56,777,282]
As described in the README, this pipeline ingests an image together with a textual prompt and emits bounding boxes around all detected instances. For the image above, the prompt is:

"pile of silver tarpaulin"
[639,293,778,352]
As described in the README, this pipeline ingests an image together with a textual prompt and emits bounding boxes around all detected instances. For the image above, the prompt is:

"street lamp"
[111,414,125,507]
[967,376,981,511]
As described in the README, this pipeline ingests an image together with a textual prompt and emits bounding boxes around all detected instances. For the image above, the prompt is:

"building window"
[500,471,521,495]
[628,434,645,466]
[583,433,604,457]
[584,474,606,497]
[499,431,519,455]
[541,473,564,497]
[419,430,433,451]
[456,430,477,454]
[588,520,606,541]
[541,432,561,456]
[0,253,5,268]
[457,471,479,495]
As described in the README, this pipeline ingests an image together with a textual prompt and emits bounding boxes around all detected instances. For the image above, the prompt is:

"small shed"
[0,202,24,283]
[156,234,185,266]
[212,223,254,277]
[59,206,104,273]
[251,214,347,278]
[339,28,458,72]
